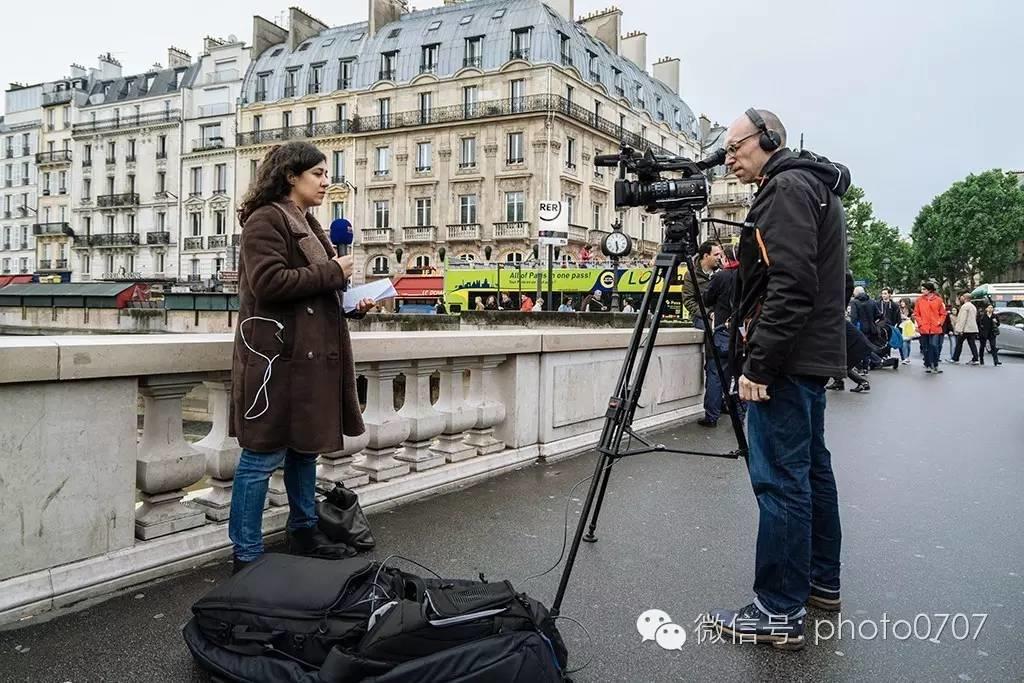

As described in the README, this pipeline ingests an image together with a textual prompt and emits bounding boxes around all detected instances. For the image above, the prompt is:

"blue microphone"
[329,218,354,256]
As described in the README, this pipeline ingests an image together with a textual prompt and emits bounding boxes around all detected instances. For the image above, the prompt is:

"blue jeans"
[746,375,841,617]
[920,334,942,369]
[900,340,912,360]
[703,327,731,422]
[228,448,319,562]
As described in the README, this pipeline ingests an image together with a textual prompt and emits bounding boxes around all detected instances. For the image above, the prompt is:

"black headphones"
[745,108,782,152]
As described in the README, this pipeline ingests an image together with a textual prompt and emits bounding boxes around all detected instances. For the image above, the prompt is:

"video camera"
[593,146,726,214]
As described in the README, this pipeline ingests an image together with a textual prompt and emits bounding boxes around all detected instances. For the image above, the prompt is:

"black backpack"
[184,553,568,682]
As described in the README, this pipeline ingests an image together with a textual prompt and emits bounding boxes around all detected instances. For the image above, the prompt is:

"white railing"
[206,69,240,85]
[0,329,704,624]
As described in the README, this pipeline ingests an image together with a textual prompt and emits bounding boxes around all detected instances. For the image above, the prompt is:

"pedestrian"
[698,244,742,427]
[434,297,447,315]
[681,240,722,330]
[943,304,958,361]
[877,287,901,328]
[621,298,636,314]
[533,297,545,312]
[558,297,574,313]
[473,296,485,311]
[977,304,1001,366]
[850,286,878,343]
[484,295,499,311]
[582,290,608,312]
[899,311,917,364]
[519,294,534,312]
[913,282,947,373]
[230,141,375,573]
[578,244,593,266]
[713,108,849,649]
[499,293,513,310]
[951,292,979,364]
[841,319,899,393]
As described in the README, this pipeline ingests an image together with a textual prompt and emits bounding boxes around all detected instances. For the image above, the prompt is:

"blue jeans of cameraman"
[746,375,842,616]
[703,326,731,423]
[228,448,319,562]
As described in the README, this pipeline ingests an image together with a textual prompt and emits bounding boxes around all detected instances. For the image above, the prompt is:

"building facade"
[179,37,251,285]
[235,0,701,283]
[700,116,756,243]
[0,85,41,277]
[69,52,197,282]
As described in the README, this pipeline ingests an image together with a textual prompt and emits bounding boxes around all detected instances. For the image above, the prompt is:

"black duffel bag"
[190,554,402,668]
[316,484,376,552]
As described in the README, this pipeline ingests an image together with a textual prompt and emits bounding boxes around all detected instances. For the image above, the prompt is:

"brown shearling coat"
[229,201,365,454]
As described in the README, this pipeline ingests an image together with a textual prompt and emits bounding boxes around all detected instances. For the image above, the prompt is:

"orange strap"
[754,228,771,266]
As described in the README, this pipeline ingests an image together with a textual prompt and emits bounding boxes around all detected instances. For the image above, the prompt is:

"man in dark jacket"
[850,287,878,341]
[698,243,740,427]
[877,287,901,328]
[680,240,722,329]
[713,108,848,650]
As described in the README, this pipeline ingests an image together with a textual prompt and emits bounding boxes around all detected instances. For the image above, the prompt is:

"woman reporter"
[229,141,373,573]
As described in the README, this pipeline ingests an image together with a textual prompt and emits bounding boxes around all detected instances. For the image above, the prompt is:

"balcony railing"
[589,70,601,83]
[510,48,531,61]
[125,155,136,164]
[361,228,393,244]
[38,259,51,269]
[205,69,240,85]
[446,223,481,241]
[568,224,589,243]
[709,190,755,206]
[3,148,12,158]
[146,231,170,245]
[419,63,437,75]
[156,151,167,160]
[82,158,92,168]
[90,233,140,247]
[463,56,482,69]
[283,85,297,98]
[105,157,116,166]
[378,68,396,81]
[493,221,530,240]
[1,241,9,249]
[19,241,29,249]
[561,54,573,67]
[37,259,68,271]
[21,147,30,156]
[192,137,225,152]
[72,110,181,135]
[402,226,436,243]
[33,222,74,237]
[36,150,72,165]
[96,193,139,208]
[208,234,228,249]
[236,95,671,157]
[184,237,205,251]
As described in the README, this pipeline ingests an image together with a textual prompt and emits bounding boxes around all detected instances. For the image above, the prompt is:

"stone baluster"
[464,355,507,455]
[318,430,371,489]
[135,375,207,540]
[267,468,289,506]
[429,358,479,463]
[192,376,245,521]
[353,362,410,481]
[395,359,446,471]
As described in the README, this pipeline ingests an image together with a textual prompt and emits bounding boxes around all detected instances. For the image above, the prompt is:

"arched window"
[371,255,389,274]
[505,252,524,263]
[414,254,431,269]
[458,253,476,262]
[559,253,575,266]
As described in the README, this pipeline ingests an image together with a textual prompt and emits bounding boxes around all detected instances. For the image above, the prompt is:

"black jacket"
[704,266,737,330]
[732,148,851,385]
[977,313,1000,340]
[877,299,901,327]
[850,293,877,335]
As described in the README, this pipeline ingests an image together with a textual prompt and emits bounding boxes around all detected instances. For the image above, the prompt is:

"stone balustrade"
[0,328,704,625]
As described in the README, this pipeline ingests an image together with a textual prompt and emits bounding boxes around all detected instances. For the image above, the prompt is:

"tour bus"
[970,283,1024,308]
[441,261,692,316]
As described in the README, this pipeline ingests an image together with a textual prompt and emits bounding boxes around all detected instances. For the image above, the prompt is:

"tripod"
[550,210,748,616]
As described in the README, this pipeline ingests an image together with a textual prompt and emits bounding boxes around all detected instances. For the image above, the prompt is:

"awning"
[392,275,443,298]
[0,274,34,288]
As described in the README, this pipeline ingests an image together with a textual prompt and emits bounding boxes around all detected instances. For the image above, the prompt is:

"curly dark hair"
[237,141,327,224]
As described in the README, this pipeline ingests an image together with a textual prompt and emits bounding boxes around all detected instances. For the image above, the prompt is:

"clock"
[601,230,632,258]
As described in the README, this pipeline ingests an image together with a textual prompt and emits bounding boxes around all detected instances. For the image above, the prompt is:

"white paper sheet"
[343,278,397,312]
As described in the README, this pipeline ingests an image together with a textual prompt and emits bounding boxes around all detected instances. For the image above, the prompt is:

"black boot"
[288,526,356,559]
[232,556,254,575]
[882,357,899,370]
[826,378,844,391]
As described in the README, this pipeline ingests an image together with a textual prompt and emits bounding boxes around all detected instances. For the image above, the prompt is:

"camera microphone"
[329,218,354,256]
[696,148,726,170]
[593,154,623,167]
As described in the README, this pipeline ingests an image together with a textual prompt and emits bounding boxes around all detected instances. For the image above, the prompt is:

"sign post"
[538,201,568,310]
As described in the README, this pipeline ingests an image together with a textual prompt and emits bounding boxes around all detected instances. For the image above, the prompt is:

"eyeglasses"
[725,131,759,157]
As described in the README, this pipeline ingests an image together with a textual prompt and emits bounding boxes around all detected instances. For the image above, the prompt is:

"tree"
[911,170,1024,300]
[842,185,915,291]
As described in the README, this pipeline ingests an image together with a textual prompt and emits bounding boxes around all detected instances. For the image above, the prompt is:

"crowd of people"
[455,289,637,314]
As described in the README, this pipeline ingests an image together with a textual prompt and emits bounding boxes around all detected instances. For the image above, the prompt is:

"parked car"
[994,309,1024,354]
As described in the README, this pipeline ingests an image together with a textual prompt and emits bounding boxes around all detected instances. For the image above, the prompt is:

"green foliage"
[842,186,915,291]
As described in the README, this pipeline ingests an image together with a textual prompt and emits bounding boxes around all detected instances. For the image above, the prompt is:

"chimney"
[368,0,408,38]
[252,15,288,59]
[97,53,122,80]
[69,63,87,78]
[620,31,646,71]
[204,36,227,53]
[545,0,574,21]
[167,46,191,68]
[698,114,712,142]
[578,6,622,53]
[652,56,680,95]
[288,7,328,52]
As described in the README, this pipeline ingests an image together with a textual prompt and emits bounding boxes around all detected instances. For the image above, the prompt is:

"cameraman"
[712,109,850,650]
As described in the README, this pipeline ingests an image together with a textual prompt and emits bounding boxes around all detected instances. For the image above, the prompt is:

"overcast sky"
[2,0,1019,232]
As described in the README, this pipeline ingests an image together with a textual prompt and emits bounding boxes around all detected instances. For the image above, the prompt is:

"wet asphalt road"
[1,352,1022,682]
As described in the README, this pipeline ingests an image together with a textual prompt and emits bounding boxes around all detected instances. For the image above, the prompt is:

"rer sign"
[538,201,569,247]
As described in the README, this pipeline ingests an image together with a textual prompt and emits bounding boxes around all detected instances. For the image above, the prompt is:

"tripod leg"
[582,458,615,543]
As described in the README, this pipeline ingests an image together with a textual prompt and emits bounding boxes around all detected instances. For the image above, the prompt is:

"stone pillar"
[135,375,207,540]
[353,362,410,481]
[464,355,508,455]
[192,377,243,521]
[268,468,289,506]
[318,430,371,489]
[430,358,478,463]
[395,359,446,471]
